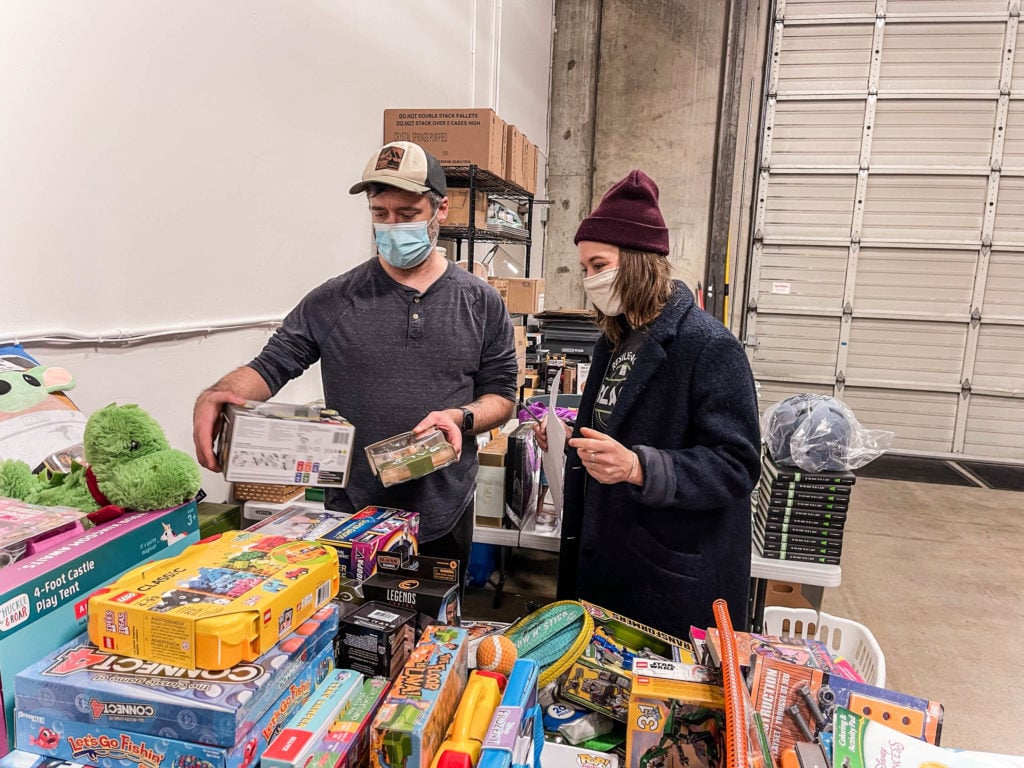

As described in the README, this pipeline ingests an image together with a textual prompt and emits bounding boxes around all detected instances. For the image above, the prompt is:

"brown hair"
[596,248,674,348]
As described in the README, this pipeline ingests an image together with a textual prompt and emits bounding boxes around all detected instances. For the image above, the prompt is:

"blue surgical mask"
[374,213,438,269]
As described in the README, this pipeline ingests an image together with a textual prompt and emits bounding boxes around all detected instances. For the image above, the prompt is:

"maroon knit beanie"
[574,170,670,255]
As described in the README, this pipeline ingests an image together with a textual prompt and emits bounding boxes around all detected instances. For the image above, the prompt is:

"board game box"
[16,603,338,747]
[16,642,335,768]
[370,625,469,768]
[86,530,339,670]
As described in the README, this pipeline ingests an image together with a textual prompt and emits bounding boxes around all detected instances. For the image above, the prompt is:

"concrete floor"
[822,476,1024,754]
[465,475,1024,755]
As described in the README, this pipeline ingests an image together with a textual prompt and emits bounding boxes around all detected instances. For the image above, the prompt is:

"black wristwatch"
[460,407,475,434]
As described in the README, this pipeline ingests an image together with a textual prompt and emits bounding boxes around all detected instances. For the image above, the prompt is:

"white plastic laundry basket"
[762,606,886,688]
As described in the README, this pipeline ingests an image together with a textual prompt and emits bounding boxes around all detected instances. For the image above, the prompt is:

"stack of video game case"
[752,452,856,565]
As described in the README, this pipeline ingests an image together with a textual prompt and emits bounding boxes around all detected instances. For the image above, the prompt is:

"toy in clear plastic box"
[15,641,336,768]
[249,506,353,541]
[86,530,340,670]
[15,603,338,748]
[0,498,87,568]
[364,428,457,488]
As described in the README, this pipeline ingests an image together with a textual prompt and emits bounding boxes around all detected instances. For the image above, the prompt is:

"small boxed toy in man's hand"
[364,428,457,487]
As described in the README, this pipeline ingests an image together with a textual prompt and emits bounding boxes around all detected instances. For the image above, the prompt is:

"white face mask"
[583,268,623,316]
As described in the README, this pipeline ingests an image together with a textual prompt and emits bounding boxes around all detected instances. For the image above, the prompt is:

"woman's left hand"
[569,427,643,486]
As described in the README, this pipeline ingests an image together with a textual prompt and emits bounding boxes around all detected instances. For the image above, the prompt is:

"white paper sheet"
[541,369,565,516]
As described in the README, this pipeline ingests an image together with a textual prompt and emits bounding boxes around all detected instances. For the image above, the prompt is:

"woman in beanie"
[545,170,761,638]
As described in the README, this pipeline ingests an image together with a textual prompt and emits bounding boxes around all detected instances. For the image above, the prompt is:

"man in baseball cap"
[193,141,517,581]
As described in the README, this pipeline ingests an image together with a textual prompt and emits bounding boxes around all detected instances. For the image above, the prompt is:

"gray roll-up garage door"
[745,0,1024,460]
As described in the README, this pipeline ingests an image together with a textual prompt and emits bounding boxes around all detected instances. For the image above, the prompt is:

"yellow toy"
[430,670,506,768]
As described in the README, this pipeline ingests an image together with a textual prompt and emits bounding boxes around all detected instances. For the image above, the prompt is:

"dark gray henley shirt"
[249,257,517,541]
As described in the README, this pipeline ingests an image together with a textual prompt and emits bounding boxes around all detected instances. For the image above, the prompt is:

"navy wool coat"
[557,282,761,638]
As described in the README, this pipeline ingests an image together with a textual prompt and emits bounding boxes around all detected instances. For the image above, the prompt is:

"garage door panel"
[764,175,856,240]
[983,251,1024,317]
[972,326,1024,395]
[783,1,875,19]
[854,247,976,314]
[754,381,835,420]
[778,25,874,93]
[879,23,1004,92]
[748,7,1023,460]
[963,396,1024,457]
[841,387,956,453]
[861,176,985,243]
[772,101,865,168]
[757,244,847,311]
[1001,101,1024,172]
[846,319,966,387]
[871,100,996,169]
[751,316,839,380]
[992,177,1024,246]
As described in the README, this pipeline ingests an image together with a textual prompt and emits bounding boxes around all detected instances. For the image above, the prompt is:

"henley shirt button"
[414,297,421,303]
[412,313,420,320]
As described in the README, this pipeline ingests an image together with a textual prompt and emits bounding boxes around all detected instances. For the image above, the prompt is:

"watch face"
[462,408,474,431]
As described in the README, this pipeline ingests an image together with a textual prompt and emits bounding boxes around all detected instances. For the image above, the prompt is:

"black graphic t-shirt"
[592,326,648,431]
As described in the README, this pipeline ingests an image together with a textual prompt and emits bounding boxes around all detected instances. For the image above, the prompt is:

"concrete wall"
[546,0,731,310]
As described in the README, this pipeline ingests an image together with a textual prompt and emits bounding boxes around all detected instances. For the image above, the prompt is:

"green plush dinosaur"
[0,403,201,523]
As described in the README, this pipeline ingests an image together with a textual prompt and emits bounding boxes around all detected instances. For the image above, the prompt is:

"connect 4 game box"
[370,626,469,768]
[15,642,336,768]
[15,604,338,747]
[86,530,339,670]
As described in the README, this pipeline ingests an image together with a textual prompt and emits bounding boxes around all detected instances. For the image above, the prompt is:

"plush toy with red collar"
[0,403,201,524]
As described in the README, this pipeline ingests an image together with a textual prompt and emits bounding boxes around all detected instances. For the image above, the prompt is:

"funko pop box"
[0,501,199,756]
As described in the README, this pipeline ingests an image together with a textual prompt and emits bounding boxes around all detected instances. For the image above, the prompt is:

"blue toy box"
[0,502,199,755]
[15,602,338,748]
[479,659,543,768]
[16,642,335,768]
[369,625,468,768]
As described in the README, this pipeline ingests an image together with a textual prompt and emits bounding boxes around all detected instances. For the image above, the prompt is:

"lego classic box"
[0,502,199,756]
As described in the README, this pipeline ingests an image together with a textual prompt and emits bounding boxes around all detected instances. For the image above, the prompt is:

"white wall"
[1,0,554,502]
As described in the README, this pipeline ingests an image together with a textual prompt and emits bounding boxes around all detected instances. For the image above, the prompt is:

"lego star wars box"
[0,501,199,755]
[370,625,469,768]
[86,530,339,670]
[15,603,338,747]
[361,555,460,635]
[219,401,355,487]
[625,660,726,768]
[336,601,416,679]
[16,642,336,768]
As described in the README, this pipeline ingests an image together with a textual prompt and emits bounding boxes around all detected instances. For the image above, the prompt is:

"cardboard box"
[445,188,488,228]
[15,604,338,747]
[625,661,726,768]
[317,507,419,581]
[487,278,509,303]
[503,125,526,188]
[306,677,390,768]
[86,530,340,670]
[15,642,335,768]
[0,502,199,755]
[505,279,544,315]
[513,326,527,357]
[540,741,620,768]
[219,402,355,488]
[522,140,538,195]
[263,669,364,768]
[361,555,460,635]
[369,626,469,768]
[383,109,506,175]
[336,601,416,680]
